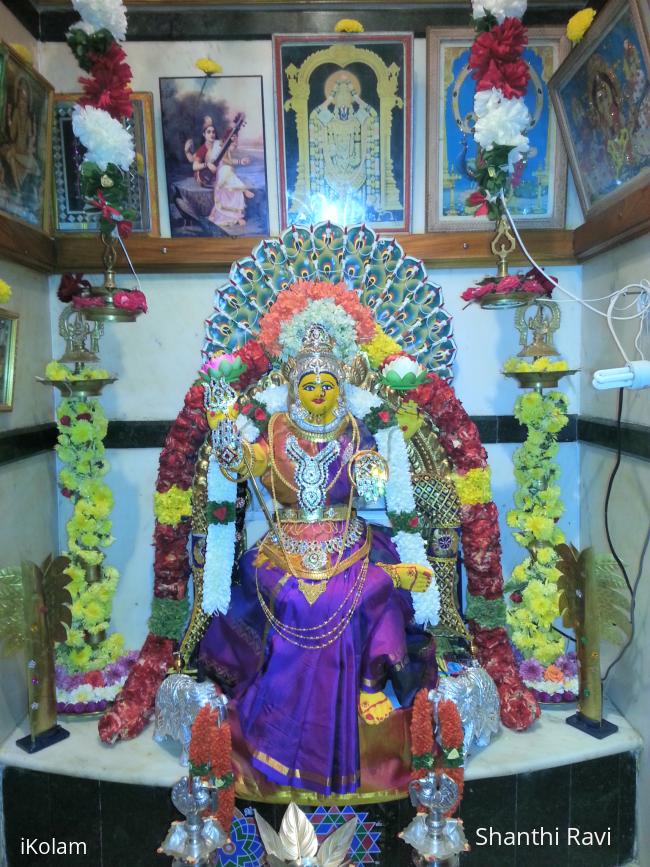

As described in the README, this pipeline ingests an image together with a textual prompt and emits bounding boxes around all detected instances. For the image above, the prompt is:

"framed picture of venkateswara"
[273,32,413,232]
[549,0,650,220]
[0,42,53,232]
[426,27,569,232]
[52,91,159,235]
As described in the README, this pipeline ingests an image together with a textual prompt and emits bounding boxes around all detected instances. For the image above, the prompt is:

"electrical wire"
[500,193,650,322]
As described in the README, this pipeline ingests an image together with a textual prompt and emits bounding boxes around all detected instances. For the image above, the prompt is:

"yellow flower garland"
[451,467,492,505]
[154,485,193,526]
[566,8,596,44]
[362,325,402,369]
[0,278,12,304]
[334,18,364,32]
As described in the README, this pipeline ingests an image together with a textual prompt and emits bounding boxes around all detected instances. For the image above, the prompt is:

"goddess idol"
[201,322,436,796]
[99,224,538,810]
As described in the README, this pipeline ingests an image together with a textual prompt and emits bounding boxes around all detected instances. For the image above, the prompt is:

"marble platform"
[0,704,642,867]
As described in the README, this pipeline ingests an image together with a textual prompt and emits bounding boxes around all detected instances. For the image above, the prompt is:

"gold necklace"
[255,556,370,650]
[286,412,350,443]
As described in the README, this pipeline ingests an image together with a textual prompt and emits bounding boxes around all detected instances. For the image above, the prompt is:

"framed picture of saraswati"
[273,33,413,232]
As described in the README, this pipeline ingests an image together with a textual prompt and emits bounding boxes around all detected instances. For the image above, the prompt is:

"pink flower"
[496,275,521,292]
[72,295,106,309]
[113,290,148,313]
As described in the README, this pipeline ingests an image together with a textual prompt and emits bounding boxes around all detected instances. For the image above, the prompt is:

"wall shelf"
[0,214,56,274]
[52,229,575,274]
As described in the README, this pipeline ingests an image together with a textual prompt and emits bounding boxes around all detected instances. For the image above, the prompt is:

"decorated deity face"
[395,400,423,441]
[297,372,340,423]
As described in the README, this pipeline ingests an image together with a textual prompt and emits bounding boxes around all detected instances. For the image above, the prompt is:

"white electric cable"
[117,230,143,293]
[499,192,650,322]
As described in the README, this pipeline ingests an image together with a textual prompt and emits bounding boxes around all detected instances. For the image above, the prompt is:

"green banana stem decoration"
[557,543,631,736]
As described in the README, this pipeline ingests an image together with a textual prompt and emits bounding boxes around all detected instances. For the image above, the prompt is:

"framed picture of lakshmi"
[273,33,413,232]
[0,42,53,232]
[549,0,650,219]
[52,91,159,235]
[159,75,270,238]
[426,27,569,231]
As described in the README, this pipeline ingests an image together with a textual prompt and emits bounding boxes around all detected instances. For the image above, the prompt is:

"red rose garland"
[99,359,538,741]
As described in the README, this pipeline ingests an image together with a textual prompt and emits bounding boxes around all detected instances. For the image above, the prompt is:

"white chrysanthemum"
[72,0,127,41]
[474,88,530,168]
[345,383,382,418]
[256,383,288,414]
[235,413,260,443]
[72,105,134,171]
[471,0,527,23]
[279,299,359,362]
[203,456,237,615]
[375,426,417,514]
[393,530,440,627]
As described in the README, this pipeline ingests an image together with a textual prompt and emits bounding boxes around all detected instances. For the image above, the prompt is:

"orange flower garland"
[257,280,375,356]
[187,705,235,837]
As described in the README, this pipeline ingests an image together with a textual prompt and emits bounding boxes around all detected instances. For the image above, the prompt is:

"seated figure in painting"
[99,223,539,808]
[200,322,437,795]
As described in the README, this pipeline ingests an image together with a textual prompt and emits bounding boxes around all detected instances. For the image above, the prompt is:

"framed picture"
[159,75,270,238]
[0,42,53,232]
[426,27,569,231]
[0,308,18,412]
[52,91,159,235]
[273,33,413,232]
[549,0,650,219]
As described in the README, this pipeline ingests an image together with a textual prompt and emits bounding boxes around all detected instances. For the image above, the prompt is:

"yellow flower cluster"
[54,396,124,674]
[0,278,12,304]
[46,360,111,381]
[9,43,33,64]
[362,325,402,369]
[452,467,492,506]
[195,57,222,75]
[507,387,570,663]
[503,356,569,373]
[566,8,596,43]
[334,18,364,32]
[154,485,193,526]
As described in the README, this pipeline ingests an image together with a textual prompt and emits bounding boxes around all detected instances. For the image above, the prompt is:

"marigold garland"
[153,485,193,527]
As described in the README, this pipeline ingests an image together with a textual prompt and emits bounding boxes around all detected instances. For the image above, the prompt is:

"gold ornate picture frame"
[0,308,18,412]
[426,27,569,231]
[273,33,413,232]
[0,41,53,233]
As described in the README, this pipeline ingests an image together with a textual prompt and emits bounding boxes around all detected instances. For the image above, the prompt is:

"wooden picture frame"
[52,91,160,235]
[426,27,569,231]
[0,308,18,412]
[549,0,650,220]
[0,42,53,233]
[273,32,413,233]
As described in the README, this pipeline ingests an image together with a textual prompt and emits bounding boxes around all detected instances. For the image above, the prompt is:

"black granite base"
[2,752,636,867]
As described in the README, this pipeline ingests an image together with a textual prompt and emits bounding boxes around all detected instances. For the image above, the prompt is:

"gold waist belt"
[277,504,353,524]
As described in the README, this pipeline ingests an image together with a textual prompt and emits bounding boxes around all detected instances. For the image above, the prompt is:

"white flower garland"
[203,458,237,615]
[71,0,127,41]
[72,105,135,172]
[471,0,526,24]
[373,426,440,627]
[255,383,289,414]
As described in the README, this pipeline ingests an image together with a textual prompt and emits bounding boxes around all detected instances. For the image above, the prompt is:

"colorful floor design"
[217,811,266,867]
[304,805,382,865]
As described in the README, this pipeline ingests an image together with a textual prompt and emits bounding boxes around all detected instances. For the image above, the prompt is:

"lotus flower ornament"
[255,803,358,866]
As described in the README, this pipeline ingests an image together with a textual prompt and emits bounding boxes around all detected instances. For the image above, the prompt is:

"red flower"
[467,190,489,217]
[378,410,391,423]
[409,516,419,528]
[117,219,133,239]
[475,58,530,99]
[509,591,523,604]
[523,266,555,296]
[184,385,205,411]
[496,275,521,293]
[98,634,176,743]
[253,407,266,422]
[213,506,227,522]
[498,682,540,731]
[89,189,123,222]
[60,415,71,427]
[58,273,91,303]
[234,339,270,390]
[240,403,253,415]
[76,412,92,421]
[84,670,104,688]
[61,488,73,498]
[78,42,133,120]
[113,289,148,313]
[72,295,105,309]
[469,18,528,80]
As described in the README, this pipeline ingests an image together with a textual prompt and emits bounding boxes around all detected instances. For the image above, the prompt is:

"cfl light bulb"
[593,360,650,390]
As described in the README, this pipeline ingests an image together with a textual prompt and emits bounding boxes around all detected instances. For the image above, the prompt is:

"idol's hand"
[359,691,393,725]
[377,562,433,593]
[212,417,244,470]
